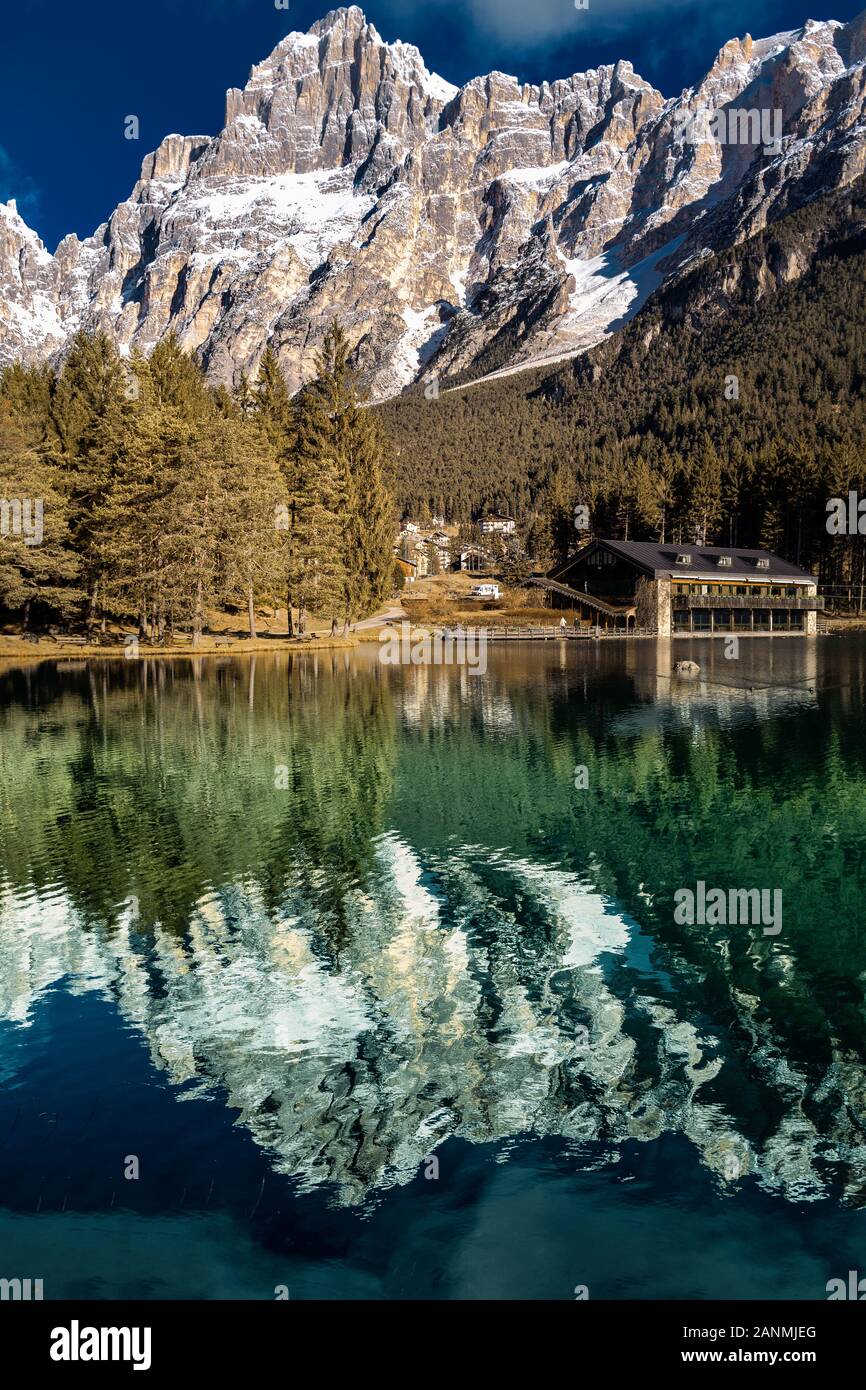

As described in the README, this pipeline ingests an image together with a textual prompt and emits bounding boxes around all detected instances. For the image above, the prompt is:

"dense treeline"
[7,169,866,620]
[0,324,395,637]
[376,174,866,599]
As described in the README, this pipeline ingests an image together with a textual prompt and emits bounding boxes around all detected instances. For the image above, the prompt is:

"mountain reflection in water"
[2,638,866,1228]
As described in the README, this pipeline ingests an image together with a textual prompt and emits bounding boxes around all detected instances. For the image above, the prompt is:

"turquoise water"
[1,636,866,1299]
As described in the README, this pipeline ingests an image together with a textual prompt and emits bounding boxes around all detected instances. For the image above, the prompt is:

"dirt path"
[352,603,409,633]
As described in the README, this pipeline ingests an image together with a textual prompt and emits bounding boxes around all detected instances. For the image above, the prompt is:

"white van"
[470,583,501,600]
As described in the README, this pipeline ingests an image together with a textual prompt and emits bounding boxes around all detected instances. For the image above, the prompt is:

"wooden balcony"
[673,593,824,611]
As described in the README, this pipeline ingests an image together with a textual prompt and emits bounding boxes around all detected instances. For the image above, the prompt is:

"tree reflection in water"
[1,639,866,1208]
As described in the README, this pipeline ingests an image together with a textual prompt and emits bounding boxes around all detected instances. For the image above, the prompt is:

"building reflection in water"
[0,637,864,1207]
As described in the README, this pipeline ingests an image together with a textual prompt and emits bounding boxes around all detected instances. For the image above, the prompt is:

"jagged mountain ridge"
[3,4,866,398]
[377,166,866,523]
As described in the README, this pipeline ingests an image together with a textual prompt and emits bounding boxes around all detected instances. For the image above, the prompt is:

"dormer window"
[717,556,731,567]
[756,558,770,570]
[676,554,692,565]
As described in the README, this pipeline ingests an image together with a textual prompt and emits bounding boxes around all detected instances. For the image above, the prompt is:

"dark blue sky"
[2,0,863,250]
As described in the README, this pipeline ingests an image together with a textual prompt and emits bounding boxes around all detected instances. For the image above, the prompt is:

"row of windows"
[673,609,805,629]
[671,583,800,597]
[676,555,769,570]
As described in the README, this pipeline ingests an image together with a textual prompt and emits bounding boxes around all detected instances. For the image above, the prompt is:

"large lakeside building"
[539,539,822,635]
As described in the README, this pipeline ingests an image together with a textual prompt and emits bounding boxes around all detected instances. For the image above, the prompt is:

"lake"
[1,635,866,1300]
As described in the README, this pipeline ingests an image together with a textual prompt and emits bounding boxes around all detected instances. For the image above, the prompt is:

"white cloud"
[381,0,708,51]
[462,0,698,47]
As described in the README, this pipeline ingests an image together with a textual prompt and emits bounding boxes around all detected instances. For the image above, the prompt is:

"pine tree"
[233,372,256,417]
[686,437,723,545]
[90,400,161,638]
[217,414,286,638]
[253,346,294,456]
[542,467,579,565]
[500,538,533,587]
[290,378,347,634]
[47,332,129,627]
[290,323,395,633]
[252,347,297,633]
[342,406,396,627]
[0,404,81,627]
[0,360,54,429]
[93,398,225,644]
[147,335,214,418]
[633,454,679,542]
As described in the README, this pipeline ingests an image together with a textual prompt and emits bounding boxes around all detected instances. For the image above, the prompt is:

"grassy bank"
[0,632,359,666]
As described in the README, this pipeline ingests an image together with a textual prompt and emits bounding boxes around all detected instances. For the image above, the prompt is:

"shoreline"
[0,633,367,667]
[0,616,860,671]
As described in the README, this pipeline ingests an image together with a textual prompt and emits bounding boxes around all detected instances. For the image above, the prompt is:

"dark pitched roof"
[569,539,817,582]
[529,577,634,618]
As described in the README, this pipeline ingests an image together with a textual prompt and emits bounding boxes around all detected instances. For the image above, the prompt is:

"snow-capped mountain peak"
[3,6,866,397]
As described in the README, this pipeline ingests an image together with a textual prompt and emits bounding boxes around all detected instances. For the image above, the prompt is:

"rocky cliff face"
[3,6,866,397]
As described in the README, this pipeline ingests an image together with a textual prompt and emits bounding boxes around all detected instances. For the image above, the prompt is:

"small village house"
[394,556,418,583]
[429,533,451,568]
[481,513,516,537]
[459,545,495,574]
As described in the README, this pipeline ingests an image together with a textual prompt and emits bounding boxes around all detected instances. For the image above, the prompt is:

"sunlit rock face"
[2,8,866,396]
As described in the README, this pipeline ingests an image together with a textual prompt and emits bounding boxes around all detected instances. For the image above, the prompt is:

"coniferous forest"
[6,172,866,627]
[377,171,866,601]
[0,323,396,637]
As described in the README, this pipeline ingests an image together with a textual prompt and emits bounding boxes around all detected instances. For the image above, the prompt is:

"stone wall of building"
[658,577,672,636]
[635,576,670,635]
[805,585,818,635]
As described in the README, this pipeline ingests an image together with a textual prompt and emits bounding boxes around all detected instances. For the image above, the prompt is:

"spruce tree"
[48,332,129,627]
[254,346,294,455]
[342,406,396,627]
[147,335,214,418]
[291,377,347,634]
[289,322,396,632]
[0,404,81,627]
[500,538,533,587]
[93,397,225,644]
[217,414,286,638]
[542,467,579,565]
[253,347,297,633]
[0,360,54,430]
[686,437,723,545]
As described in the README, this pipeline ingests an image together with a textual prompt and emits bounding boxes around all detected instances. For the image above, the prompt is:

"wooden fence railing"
[443,625,654,640]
